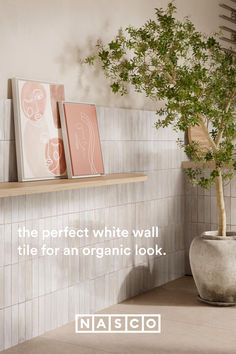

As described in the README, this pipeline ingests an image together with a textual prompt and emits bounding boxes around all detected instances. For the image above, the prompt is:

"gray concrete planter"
[189,231,236,306]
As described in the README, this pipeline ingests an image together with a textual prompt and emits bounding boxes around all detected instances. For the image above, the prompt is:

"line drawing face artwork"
[60,102,104,178]
[21,82,47,121]
[75,112,97,174]
[45,137,66,175]
[12,78,67,181]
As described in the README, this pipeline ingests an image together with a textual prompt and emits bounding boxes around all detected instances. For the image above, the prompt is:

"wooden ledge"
[182,161,234,169]
[0,173,147,198]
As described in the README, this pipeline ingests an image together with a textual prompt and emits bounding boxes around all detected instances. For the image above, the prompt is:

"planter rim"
[201,230,236,240]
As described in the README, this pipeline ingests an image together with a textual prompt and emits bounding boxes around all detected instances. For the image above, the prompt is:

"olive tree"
[85,2,236,236]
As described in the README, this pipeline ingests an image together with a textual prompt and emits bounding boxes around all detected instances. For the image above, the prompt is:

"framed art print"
[59,102,104,178]
[12,78,67,181]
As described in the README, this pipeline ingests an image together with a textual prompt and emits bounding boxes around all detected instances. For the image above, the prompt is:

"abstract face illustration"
[21,82,46,121]
[62,103,104,177]
[14,79,67,180]
[45,138,66,175]
[74,112,97,174]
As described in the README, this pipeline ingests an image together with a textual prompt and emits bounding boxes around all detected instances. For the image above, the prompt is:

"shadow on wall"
[55,23,151,109]
[118,268,199,307]
[7,79,12,99]
[117,265,153,304]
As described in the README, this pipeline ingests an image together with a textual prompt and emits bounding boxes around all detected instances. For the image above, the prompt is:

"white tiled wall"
[0,100,186,351]
[185,176,236,274]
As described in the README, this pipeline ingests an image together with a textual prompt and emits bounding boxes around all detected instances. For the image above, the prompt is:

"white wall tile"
[0,309,4,351]
[4,307,11,349]
[32,298,39,338]
[0,104,188,351]
[11,263,19,305]
[0,268,3,309]
[18,302,25,343]
[0,100,5,141]
[4,265,11,308]
[25,300,33,340]
[4,224,12,266]
[18,262,26,303]
[11,304,19,347]
[38,296,45,336]
[0,226,4,267]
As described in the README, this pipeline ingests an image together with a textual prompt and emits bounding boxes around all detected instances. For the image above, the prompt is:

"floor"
[2,276,236,354]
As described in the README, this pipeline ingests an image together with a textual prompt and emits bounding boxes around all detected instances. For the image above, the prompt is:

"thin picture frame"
[59,101,104,178]
[12,77,67,181]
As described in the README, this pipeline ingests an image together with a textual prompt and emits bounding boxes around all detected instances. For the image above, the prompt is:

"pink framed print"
[59,102,104,178]
[12,78,67,181]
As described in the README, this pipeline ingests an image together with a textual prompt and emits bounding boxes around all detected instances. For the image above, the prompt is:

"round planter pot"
[189,231,236,305]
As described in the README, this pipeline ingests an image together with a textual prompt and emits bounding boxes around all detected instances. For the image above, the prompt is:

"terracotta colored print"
[63,103,104,176]
[45,138,66,175]
[50,85,65,128]
[21,82,46,121]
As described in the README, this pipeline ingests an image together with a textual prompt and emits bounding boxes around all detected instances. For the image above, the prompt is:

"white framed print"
[59,102,104,178]
[12,78,67,181]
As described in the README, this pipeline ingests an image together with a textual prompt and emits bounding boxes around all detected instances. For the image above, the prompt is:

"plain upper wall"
[0,0,220,110]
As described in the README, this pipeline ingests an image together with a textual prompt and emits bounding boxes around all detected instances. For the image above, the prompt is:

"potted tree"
[85,2,236,305]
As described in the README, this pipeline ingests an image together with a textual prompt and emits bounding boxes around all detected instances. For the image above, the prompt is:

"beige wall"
[0,0,220,110]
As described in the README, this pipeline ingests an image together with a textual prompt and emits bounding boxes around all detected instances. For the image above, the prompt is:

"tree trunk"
[215,170,226,236]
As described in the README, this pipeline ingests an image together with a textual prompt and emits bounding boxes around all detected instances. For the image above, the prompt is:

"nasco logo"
[75,314,161,333]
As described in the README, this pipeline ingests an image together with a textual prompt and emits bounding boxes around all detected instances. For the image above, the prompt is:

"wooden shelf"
[0,173,147,198]
[182,161,234,169]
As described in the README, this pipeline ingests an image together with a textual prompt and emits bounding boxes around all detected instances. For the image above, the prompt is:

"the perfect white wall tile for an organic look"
[0,103,186,350]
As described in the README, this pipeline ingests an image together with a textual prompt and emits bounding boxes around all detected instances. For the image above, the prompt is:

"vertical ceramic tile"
[18,262,25,303]
[62,288,68,326]
[0,267,3,309]
[32,298,39,338]
[4,307,11,349]
[51,292,57,330]
[38,296,45,336]
[3,197,12,224]
[0,199,4,225]
[94,276,106,312]
[0,100,5,141]
[0,226,4,267]
[25,260,32,301]
[0,142,5,182]
[4,224,11,265]
[38,257,45,297]
[4,265,11,307]
[12,196,25,223]
[25,300,33,340]
[45,294,51,332]
[11,304,19,347]
[231,198,236,225]
[0,309,3,351]
[79,280,90,315]
[18,302,25,344]
[11,263,19,305]
[11,223,19,264]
